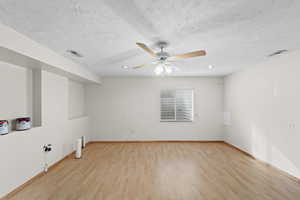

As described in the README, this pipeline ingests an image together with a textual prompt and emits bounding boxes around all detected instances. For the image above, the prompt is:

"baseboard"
[89,140,224,143]
[224,141,300,184]
[1,142,92,200]
[223,141,255,158]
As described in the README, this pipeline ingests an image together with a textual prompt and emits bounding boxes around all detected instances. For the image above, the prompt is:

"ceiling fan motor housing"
[157,52,169,61]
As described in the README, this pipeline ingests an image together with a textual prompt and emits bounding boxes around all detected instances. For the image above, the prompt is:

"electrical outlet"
[288,123,296,129]
[43,144,52,152]
[273,87,278,97]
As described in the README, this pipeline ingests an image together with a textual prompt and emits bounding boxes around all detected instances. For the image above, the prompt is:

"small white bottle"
[75,138,82,159]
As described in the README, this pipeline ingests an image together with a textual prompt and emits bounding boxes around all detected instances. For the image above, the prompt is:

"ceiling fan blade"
[127,63,150,69]
[168,50,206,61]
[136,42,156,57]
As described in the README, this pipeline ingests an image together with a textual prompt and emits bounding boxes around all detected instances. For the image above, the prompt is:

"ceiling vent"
[67,50,83,58]
[268,49,288,57]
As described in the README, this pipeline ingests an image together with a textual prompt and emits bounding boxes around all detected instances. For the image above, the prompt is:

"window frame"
[160,88,194,122]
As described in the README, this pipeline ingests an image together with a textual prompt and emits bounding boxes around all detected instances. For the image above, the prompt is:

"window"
[160,89,194,122]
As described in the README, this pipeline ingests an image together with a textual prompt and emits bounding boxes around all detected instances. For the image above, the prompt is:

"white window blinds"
[160,89,194,122]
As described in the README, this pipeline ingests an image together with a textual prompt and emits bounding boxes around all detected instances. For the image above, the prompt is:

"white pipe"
[44,153,48,172]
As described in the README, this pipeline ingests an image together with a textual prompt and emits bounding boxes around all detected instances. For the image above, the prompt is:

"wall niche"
[0,61,42,132]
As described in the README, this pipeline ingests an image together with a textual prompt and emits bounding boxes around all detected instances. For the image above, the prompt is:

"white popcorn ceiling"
[0,0,300,76]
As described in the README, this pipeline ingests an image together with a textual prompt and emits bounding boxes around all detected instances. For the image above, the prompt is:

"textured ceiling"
[0,0,300,76]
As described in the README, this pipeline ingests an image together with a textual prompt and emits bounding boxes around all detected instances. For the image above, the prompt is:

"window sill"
[160,120,193,122]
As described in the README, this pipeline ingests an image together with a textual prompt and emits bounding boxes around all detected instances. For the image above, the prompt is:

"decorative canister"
[0,120,9,135]
[16,117,31,131]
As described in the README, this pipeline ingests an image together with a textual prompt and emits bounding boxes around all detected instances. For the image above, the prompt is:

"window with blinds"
[160,89,194,122]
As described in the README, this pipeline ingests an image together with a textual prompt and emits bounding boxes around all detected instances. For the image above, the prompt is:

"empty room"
[1,0,300,199]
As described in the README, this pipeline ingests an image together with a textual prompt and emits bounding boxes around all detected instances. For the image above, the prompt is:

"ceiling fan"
[124,41,206,75]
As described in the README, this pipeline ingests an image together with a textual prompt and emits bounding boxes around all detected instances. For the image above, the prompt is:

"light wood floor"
[4,142,300,200]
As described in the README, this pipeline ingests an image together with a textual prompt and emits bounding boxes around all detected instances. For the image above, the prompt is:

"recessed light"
[122,65,129,69]
[208,65,213,69]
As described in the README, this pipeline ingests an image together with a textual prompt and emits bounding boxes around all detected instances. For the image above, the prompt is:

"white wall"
[0,61,31,128]
[87,77,224,141]
[224,50,300,179]
[0,65,90,197]
[68,80,87,119]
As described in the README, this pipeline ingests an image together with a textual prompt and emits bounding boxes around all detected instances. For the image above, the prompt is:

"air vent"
[67,50,83,58]
[268,49,288,57]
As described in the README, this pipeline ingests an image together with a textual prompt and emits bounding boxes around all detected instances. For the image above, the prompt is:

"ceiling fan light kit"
[124,41,206,75]
[154,64,173,75]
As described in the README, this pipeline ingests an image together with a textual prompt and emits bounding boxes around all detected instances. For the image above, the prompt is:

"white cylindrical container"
[75,138,82,159]
[81,136,86,148]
